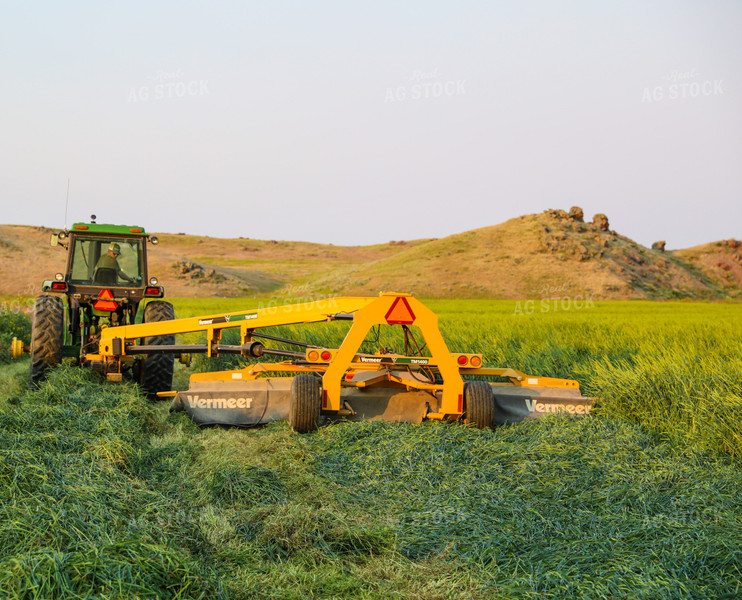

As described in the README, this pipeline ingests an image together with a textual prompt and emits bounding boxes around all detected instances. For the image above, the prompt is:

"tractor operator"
[94,243,136,284]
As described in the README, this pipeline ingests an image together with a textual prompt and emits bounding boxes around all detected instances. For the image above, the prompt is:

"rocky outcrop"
[174,259,226,282]
[592,213,609,232]
[569,206,584,222]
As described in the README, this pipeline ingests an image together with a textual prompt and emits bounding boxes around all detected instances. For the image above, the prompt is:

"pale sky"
[2,1,740,249]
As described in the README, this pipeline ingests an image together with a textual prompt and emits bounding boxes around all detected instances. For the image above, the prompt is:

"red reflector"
[130,228,144,233]
[320,350,332,361]
[345,373,354,380]
[384,296,416,325]
[322,389,328,409]
[458,393,463,413]
[98,289,114,299]
[457,355,468,366]
[74,225,88,230]
[51,282,67,291]
[145,287,161,296]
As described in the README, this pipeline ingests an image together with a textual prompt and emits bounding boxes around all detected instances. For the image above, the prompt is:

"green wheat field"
[1,298,741,599]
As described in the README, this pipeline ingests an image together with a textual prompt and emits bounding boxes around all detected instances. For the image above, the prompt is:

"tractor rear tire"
[289,374,322,433]
[139,301,175,400]
[30,295,65,387]
[464,380,494,429]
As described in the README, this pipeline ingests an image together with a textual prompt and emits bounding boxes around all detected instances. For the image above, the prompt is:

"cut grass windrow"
[2,301,742,598]
[1,363,741,599]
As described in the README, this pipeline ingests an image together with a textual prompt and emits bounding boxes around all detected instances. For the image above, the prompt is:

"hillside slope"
[675,239,742,291]
[0,210,739,300]
[306,212,737,300]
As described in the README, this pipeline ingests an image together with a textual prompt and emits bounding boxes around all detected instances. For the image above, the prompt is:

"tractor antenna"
[64,178,70,230]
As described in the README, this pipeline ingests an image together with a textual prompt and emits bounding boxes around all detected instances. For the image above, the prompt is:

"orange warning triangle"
[385,297,415,325]
[94,288,118,311]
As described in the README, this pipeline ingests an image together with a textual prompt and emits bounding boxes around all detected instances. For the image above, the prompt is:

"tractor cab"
[43,218,164,308]
[27,216,175,395]
[69,236,145,287]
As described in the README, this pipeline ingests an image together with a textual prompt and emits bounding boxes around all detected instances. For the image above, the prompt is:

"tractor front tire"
[464,380,494,429]
[289,374,322,433]
[30,295,65,387]
[139,301,175,400]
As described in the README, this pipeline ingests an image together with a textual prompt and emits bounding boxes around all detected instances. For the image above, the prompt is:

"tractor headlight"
[149,277,158,285]
[58,231,67,240]
[55,273,64,281]
[150,236,159,245]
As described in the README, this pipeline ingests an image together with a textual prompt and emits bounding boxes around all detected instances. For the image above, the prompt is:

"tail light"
[51,282,67,291]
[306,349,333,362]
[144,286,164,297]
[456,354,483,367]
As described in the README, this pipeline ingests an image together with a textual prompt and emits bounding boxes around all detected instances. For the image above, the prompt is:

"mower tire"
[464,380,494,429]
[289,373,322,433]
[139,301,175,400]
[29,295,65,387]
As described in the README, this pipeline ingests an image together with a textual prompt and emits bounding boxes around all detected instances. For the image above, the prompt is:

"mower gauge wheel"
[463,380,495,429]
[289,374,322,433]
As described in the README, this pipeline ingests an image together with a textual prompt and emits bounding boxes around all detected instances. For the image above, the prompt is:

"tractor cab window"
[69,237,144,287]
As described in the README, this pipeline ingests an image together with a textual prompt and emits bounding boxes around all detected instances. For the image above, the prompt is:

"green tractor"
[23,216,175,397]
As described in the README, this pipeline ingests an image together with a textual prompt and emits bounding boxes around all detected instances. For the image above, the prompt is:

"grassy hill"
[1,210,740,300]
